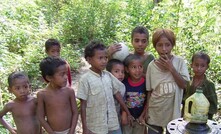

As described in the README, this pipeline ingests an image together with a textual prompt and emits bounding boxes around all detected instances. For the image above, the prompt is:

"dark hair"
[191,51,210,65]
[8,71,29,88]
[84,40,106,59]
[124,54,143,67]
[106,59,124,72]
[45,38,61,52]
[39,56,66,82]
[152,28,176,48]
[131,26,149,41]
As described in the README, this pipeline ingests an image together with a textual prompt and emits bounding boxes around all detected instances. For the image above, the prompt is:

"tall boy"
[77,40,133,134]
[37,56,78,134]
[0,71,41,134]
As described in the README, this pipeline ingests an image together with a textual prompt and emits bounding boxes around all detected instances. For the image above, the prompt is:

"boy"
[122,54,147,134]
[45,38,72,87]
[146,28,190,134]
[0,71,41,134]
[37,56,78,134]
[183,52,217,120]
[108,26,154,74]
[106,59,126,131]
[77,40,134,134]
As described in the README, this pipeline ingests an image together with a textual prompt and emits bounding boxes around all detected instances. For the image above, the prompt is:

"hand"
[137,116,145,125]
[10,128,17,134]
[127,115,135,127]
[108,44,122,56]
[156,54,173,71]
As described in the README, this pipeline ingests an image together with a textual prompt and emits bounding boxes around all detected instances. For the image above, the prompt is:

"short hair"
[106,59,124,72]
[124,54,143,67]
[84,40,106,59]
[152,28,176,48]
[45,38,61,52]
[39,56,66,82]
[131,26,149,41]
[191,51,210,65]
[8,71,29,88]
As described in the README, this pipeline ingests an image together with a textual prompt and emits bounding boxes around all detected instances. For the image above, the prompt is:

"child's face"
[132,33,148,55]
[126,59,143,82]
[10,77,30,101]
[191,57,208,77]
[88,49,108,74]
[50,64,68,88]
[111,64,125,81]
[46,45,61,57]
[155,37,173,59]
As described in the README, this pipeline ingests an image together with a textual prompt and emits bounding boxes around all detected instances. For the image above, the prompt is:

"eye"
[142,39,147,43]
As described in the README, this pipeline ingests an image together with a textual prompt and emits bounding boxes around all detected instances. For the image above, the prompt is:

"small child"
[121,54,147,134]
[106,59,126,130]
[146,28,190,134]
[77,40,133,134]
[108,26,154,74]
[0,71,41,134]
[37,56,78,134]
[183,52,218,120]
[45,38,72,87]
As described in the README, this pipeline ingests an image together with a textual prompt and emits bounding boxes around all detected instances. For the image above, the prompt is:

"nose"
[162,44,166,51]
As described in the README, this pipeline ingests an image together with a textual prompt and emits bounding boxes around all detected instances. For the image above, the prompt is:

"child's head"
[45,38,61,57]
[131,26,149,55]
[152,28,175,58]
[40,56,67,86]
[191,52,210,76]
[124,54,143,81]
[106,59,125,81]
[84,40,108,73]
[8,71,30,99]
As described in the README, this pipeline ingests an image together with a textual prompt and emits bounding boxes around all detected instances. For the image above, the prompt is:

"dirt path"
[71,57,90,134]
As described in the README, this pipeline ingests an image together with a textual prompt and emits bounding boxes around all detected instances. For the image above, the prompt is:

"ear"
[45,75,52,82]
[8,87,12,93]
[125,67,129,73]
[190,63,193,68]
[86,57,91,64]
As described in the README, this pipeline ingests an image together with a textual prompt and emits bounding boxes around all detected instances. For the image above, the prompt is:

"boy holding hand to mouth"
[145,28,190,134]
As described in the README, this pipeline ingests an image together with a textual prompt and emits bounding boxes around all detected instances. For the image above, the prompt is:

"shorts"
[54,128,70,134]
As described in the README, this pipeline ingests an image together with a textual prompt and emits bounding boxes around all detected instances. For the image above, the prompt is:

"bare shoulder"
[63,87,75,94]
[36,88,47,96]
[2,100,16,111]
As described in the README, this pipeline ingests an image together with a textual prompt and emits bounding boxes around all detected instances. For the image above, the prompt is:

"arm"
[157,56,187,89]
[80,99,94,134]
[137,91,148,124]
[69,89,78,134]
[0,103,17,134]
[37,92,54,134]
[114,92,134,125]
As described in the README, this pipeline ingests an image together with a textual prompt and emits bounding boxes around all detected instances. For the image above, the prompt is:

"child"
[183,52,217,120]
[106,59,126,131]
[108,26,154,74]
[146,28,190,134]
[77,40,134,134]
[121,54,147,134]
[45,38,72,87]
[0,71,41,134]
[37,56,78,134]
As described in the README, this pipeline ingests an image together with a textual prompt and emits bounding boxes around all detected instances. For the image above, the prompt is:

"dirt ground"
[71,57,90,134]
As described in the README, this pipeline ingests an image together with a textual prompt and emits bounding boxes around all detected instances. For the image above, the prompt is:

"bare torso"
[39,87,73,131]
[11,97,41,134]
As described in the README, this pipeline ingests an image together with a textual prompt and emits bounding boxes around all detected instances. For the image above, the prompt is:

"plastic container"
[184,87,210,123]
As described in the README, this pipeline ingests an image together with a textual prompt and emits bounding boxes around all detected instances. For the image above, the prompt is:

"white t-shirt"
[146,55,190,127]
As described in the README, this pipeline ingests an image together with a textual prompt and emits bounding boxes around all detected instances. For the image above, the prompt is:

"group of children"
[0,26,218,134]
